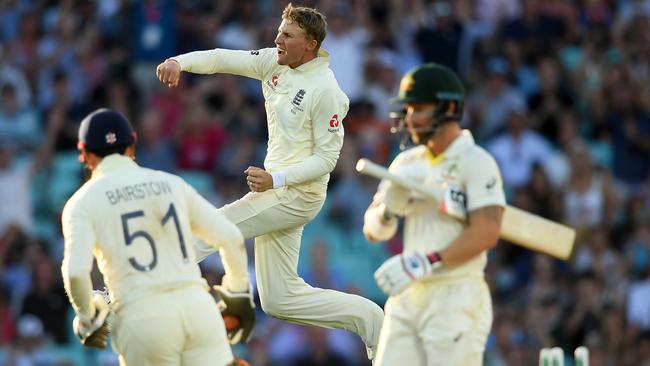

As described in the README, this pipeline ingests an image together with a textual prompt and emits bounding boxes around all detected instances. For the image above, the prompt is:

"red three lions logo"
[329,114,339,128]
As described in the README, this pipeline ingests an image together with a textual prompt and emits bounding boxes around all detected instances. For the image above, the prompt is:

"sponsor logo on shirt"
[486,177,496,189]
[250,50,260,55]
[266,74,279,91]
[290,89,306,114]
[328,114,341,132]
[329,114,339,127]
[449,187,466,208]
[292,89,306,106]
[441,162,458,181]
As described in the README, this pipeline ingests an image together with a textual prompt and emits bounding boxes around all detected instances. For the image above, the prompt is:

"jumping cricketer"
[363,64,505,366]
[155,3,384,360]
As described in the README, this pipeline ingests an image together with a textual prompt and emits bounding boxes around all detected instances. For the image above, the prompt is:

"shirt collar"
[443,129,476,158]
[293,48,330,73]
[92,154,138,178]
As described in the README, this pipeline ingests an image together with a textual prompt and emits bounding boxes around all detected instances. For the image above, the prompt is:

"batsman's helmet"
[77,108,136,152]
[389,63,465,147]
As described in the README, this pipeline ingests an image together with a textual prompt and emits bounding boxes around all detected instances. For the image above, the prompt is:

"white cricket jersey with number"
[61,154,248,315]
[375,130,506,279]
[173,47,348,195]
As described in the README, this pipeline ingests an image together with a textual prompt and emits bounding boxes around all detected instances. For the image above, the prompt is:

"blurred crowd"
[0,0,649,365]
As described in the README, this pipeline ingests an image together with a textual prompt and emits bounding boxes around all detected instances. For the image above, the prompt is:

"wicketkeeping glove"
[374,251,442,296]
[213,285,256,344]
[72,291,112,349]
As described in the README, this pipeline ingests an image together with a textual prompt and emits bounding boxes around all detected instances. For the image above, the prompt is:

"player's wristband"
[426,251,442,266]
[271,171,286,188]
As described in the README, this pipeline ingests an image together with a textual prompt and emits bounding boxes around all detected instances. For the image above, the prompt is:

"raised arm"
[156,48,275,88]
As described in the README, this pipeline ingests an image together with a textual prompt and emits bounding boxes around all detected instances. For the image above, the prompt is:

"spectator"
[0,141,34,234]
[413,0,464,72]
[627,270,650,330]
[19,249,68,344]
[487,107,553,189]
[129,0,177,95]
[136,109,176,172]
[321,3,369,102]
[563,142,617,230]
[0,83,41,151]
[605,78,650,191]
[2,314,57,365]
[175,97,228,172]
[0,283,16,345]
[468,56,528,141]
[0,45,33,109]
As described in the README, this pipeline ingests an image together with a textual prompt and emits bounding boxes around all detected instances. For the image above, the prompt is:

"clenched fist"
[245,166,273,192]
[156,59,181,88]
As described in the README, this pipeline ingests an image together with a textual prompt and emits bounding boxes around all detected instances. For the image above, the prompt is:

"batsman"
[363,63,505,365]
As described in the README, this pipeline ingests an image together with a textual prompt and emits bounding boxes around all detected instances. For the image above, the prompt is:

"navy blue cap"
[77,108,136,151]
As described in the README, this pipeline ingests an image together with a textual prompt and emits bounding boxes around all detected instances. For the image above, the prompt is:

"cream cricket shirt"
[377,130,505,279]
[61,155,247,316]
[174,47,348,195]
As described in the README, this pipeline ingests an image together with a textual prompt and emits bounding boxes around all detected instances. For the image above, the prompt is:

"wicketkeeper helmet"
[77,108,136,152]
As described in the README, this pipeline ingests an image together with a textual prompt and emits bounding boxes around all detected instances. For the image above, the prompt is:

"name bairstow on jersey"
[105,180,172,205]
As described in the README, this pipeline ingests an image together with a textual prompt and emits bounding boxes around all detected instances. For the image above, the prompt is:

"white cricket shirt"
[376,130,506,279]
[173,47,348,195]
[61,155,247,316]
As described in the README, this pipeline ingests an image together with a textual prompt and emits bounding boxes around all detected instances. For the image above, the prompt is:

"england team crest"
[105,132,117,144]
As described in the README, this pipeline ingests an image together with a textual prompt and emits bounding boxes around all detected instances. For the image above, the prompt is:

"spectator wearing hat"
[468,56,527,141]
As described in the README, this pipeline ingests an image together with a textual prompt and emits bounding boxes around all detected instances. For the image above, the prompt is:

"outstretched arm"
[156,48,276,88]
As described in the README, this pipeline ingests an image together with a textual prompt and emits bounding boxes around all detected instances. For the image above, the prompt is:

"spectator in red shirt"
[175,98,227,172]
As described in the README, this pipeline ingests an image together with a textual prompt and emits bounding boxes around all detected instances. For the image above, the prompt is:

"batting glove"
[374,251,442,296]
[383,182,411,216]
[213,285,256,344]
[72,291,112,349]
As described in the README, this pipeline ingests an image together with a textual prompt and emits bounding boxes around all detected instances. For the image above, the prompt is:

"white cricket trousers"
[375,277,492,366]
[111,285,233,366]
[198,186,384,353]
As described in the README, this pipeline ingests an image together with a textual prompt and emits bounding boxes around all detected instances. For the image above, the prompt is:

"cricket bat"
[356,158,576,260]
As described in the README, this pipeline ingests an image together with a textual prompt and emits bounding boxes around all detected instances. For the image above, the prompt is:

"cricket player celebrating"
[156,3,384,359]
[363,64,505,366]
[61,109,252,365]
